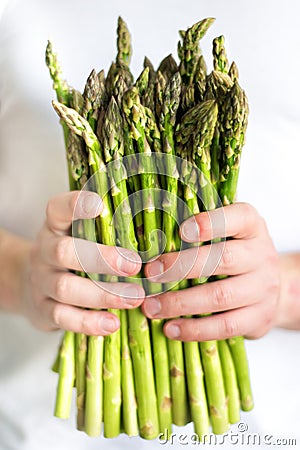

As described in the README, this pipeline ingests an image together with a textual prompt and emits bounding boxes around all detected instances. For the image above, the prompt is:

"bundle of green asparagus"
[46,17,253,441]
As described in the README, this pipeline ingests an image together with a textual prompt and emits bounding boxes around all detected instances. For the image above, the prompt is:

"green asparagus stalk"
[52,100,117,436]
[142,57,156,114]
[213,36,229,74]
[122,89,172,435]
[160,72,181,255]
[158,54,178,82]
[155,71,167,124]
[227,336,253,411]
[218,82,253,411]
[84,335,104,436]
[194,55,207,103]
[54,331,75,419]
[75,332,87,430]
[122,87,160,262]
[117,16,132,67]
[158,72,190,428]
[57,99,160,439]
[120,309,139,436]
[135,66,150,99]
[178,18,215,85]
[45,40,75,191]
[184,339,210,439]
[83,74,123,438]
[51,81,90,429]
[102,312,121,438]
[228,62,239,83]
[218,340,240,423]
[176,99,229,435]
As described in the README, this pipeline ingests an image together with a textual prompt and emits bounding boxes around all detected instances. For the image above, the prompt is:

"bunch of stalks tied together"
[46,16,253,441]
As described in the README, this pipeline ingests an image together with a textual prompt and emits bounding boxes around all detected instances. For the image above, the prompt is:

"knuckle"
[220,315,240,338]
[80,312,90,334]
[45,199,54,224]
[70,191,80,213]
[212,282,233,310]
[198,213,212,239]
[100,291,115,309]
[79,311,100,336]
[95,246,108,273]
[267,248,280,270]
[54,274,69,301]
[219,245,235,272]
[169,292,184,317]
[53,236,70,266]
[52,303,62,328]
[240,202,258,231]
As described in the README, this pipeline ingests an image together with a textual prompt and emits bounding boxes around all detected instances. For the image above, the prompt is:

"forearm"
[276,252,300,330]
[0,228,31,314]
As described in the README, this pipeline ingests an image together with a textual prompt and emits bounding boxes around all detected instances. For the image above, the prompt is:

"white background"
[0,1,300,449]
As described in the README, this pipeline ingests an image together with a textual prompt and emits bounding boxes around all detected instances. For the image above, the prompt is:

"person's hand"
[26,191,144,335]
[143,203,280,341]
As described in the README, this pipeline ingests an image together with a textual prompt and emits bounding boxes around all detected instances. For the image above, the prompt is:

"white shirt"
[0,1,300,449]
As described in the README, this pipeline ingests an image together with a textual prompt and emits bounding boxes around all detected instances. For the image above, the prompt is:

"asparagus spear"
[218,82,253,412]
[155,70,167,121]
[178,18,215,85]
[157,54,178,82]
[45,40,75,191]
[135,66,150,99]
[184,338,210,440]
[176,99,229,435]
[54,331,75,419]
[213,36,229,74]
[160,72,181,255]
[142,57,156,114]
[228,62,239,82]
[120,309,139,436]
[218,340,240,423]
[52,100,115,436]
[117,16,132,67]
[122,88,174,434]
[194,55,207,103]
[48,75,89,427]
[66,129,89,431]
[122,87,160,262]
[55,99,161,439]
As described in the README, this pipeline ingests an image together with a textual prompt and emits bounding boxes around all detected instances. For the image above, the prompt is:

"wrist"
[275,252,300,330]
[0,229,32,315]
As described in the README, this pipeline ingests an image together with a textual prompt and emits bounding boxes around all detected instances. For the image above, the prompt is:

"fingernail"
[81,193,102,216]
[117,248,141,274]
[181,218,200,242]
[166,324,181,339]
[147,260,164,280]
[145,297,161,316]
[102,317,119,333]
[121,285,144,305]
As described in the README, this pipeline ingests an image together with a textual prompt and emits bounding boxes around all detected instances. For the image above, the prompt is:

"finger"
[180,202,264,243]
[163,301,275,342]
[40,235,142,276]
[44,271,145,309]
[46,191,103,234]
[39,298,120,335]
[145,239,259,283]
[142,272,263,319]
